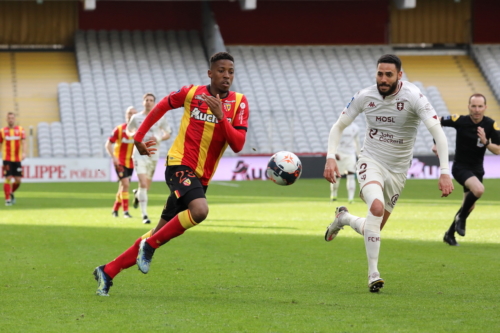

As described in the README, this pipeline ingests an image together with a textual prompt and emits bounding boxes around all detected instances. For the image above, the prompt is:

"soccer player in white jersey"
[330,123,360,203]
[126,93,172,224]
[323,54,454,292]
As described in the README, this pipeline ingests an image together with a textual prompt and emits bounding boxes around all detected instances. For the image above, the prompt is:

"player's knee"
[190,204,209,223]
[472,184,484,198]
[369,199,384,217]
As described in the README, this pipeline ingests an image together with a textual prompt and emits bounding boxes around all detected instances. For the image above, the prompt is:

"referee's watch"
[484,141,490,147]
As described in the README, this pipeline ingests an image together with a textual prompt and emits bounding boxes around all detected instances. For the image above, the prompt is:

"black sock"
[458,192,479,219]
[448,208,462,233]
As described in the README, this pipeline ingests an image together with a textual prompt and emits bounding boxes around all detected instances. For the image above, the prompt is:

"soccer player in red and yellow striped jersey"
[1,112,26,206]
[93,52,250,296]
[105,107,137,218]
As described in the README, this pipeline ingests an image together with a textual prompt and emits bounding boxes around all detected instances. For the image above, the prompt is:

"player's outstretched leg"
[325,206,348,241]
[137,210,199,274]
[93,265,113,296]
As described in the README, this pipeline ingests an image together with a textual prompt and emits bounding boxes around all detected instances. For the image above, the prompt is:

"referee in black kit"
[432,93,500,246]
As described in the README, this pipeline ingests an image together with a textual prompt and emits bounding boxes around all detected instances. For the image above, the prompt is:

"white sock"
[340,212,365,235]
[364,212,383,279]
[330,180,339,198]
[137,187,148,217]
[346,174,356,201]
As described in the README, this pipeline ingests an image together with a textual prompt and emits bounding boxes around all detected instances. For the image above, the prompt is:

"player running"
[329,123,360,203]
[93,52,250,296]
[324,54,454,292]
[126,93,172,224]
[105,106,137,218]
[1,112,26,206]
[433,94,500,246]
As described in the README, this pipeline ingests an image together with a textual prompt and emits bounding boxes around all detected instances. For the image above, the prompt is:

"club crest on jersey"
[396,102,404,111]
[224,103,231,112]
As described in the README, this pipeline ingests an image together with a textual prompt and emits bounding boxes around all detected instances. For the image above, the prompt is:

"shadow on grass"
[1,223,500,332]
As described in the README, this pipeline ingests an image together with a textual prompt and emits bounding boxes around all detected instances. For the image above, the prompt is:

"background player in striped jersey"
[1,112,26,206]
[93,52,250,296]
[126,93,172,224]
[324,54,454,292]
[105,106,137,218]
[329,123,360,203]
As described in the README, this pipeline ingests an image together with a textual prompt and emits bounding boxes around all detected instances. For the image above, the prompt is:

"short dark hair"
[143,93,156,102]
[469,93,486,105]
[210,52,234,65]
[7,112,15,117]
[377,54,402,72]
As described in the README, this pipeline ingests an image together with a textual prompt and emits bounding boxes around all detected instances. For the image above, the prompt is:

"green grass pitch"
[1,178,499,332]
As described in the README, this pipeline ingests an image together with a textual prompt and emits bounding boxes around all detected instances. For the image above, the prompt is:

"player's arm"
[324,113,353,183]
[126,116,137,138]
[105,129,120,165]
[478,122,500,155]
[424,117,454,197]
[21,137,27,160]
[134,88,188,155]
[202,93,248,153]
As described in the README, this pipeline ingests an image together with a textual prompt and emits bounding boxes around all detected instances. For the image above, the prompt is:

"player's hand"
[22,152,26,161]
[477,127,488,145]
[438,174,454,197]
[112,156,120,167]
[431,144,438,156]
[202,93,224,120]
[134,140,157,156]
[324,158,341,183]
[116,164,124,173]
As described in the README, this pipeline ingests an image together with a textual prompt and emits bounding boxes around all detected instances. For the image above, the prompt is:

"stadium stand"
[40,31,465,158]
[471,45,500,121]
[228,45,454,155]
[52,29,209,158]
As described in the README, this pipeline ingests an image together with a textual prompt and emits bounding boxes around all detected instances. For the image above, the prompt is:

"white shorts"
[356,156,407,213]
[336,152,356,174]
[133,155,158,179]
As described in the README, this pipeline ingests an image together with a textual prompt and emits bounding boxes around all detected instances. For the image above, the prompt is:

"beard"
[377,79,399,96]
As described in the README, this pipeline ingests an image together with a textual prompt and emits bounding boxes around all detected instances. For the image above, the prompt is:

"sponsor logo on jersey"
[190,108,232,123]
[368,102,376,108]
[194,95,204,100]
[122,138,135,144]
[494,121,499,130]
[451,114,459,122]
[375,116,395,123]
[368,128,403,144]
[346,97,354,109]
[5,135,21,140]
[396,102,404,111]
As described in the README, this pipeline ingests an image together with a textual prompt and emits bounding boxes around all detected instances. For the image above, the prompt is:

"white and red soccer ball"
[266,151,302,186]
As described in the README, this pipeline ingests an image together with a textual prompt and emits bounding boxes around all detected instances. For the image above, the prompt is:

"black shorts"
[161,165,207,222]
[452,162,484,192]
[114,164,134,180]
[3,161,23,178]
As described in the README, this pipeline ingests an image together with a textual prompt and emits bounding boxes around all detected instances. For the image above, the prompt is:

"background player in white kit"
[323,54,454,292]
[127,93,172,224]
[329,123,360,203]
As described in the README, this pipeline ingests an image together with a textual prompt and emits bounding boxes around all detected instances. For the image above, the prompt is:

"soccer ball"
[266,151,302,186]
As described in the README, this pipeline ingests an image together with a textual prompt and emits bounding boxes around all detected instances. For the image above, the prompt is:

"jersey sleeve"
[489,120,500,144]
[108,127,119,143]
[127,115,138,133]
[343,91,364,120]
[160,116,172,134]
[232,95,249,131]
[440,114,461,128]
[413,94,438,122]
[167,85,192,109]
[0,130,3,144]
